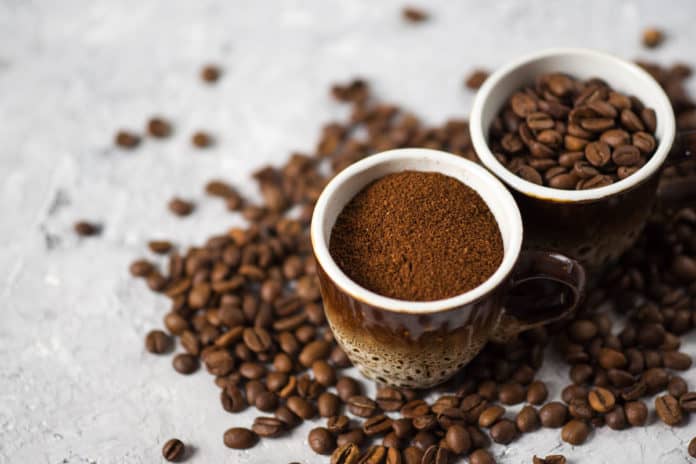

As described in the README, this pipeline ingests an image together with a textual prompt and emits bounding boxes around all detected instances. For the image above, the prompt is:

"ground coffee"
[328,171,503,301]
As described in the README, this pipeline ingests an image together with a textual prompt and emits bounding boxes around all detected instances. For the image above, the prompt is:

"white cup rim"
[310,148,523,314]
[470,47,677,202]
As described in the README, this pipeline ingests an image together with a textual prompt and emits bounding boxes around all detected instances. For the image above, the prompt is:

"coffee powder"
[329,171,504,301]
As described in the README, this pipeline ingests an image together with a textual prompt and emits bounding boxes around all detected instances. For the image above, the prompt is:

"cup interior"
[470,48,676,202]
[310,148,523,313]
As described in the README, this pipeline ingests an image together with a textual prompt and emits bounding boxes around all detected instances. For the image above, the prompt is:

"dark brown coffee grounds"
[329,171,503,301]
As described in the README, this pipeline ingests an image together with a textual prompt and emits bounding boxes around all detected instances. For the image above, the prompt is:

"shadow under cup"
[310,149,583,389]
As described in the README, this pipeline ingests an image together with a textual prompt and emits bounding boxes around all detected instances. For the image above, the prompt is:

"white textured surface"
[1,0,696,462]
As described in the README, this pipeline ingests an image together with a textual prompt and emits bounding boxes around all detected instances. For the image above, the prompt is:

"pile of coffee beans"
[129,60,696,463]
[488,73,659,190]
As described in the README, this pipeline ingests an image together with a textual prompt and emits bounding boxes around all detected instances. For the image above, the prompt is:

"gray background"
[1,0,695,462]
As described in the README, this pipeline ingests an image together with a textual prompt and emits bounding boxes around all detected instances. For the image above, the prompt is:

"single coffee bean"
[162,438,185,462]
[598,348,627,369]
[172,353,199,374]
[376,386,406,411]
[74,221,100,236]
[313,360,337,387]
[561,419,590,445]
[663,351,692,370]
[689,437,696,458]
[221,386,246,413]
[392,418,413,438]
[191,131,213,148]
[625,401,648,426]
[145,329,171,354]
[286,395,317,419]
[655,394,683,425]
[643,368,669,393]
[516,405,540,433]
[385,446,401,464]
[612,145,641,166]
[465,69,489,90]
[411,430,437,450]
[147,117,172,138]
[668,376,688,398]
[412,414,437,431]
[252,416,285,437]
[358,445,387,464]
[605,405,627,430]
[331,443,360,464]
[642,27,664,48]
[115,130,140,148]
[478,405,505,428]
[200,65,221,82]
[526,381,548,405]
[489,419,517,444]
[400,399,430,419]
[561,385,588,404]
[679,392,696,412]
[255,391,279,412]
[347,395,378,418]
[421,445,449,464]
[309,427,336,455]
[318,392,341,418]
[469,448,495,464]
[223,427,257,449]
[363,414,392,436]
[568,398,594,420]
[539,402,567,428]
[498,383,526,405]
[445,424,470,455]
[168,197,194,216]
[588,387,615,413]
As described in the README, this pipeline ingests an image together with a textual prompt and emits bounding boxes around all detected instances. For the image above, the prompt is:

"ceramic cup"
[310,148,586,388]
[470,48,696,276]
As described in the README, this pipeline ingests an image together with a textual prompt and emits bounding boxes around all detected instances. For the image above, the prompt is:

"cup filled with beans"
[469,48,696,273]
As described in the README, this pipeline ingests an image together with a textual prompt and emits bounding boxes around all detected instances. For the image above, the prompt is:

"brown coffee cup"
[310,149,586,388]
[470,48,696,276]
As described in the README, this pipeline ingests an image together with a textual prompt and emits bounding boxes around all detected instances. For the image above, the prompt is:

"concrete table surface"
[1,0,695,462]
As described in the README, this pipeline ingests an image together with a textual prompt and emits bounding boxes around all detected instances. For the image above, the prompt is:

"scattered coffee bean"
[642,28,664,48]
[516,405,540,433]
[561,419,590,445]
[115,130,140,149]
[469,448,495,464]
[533,455,566,464]
[162,438,185,462]
[588,387,615,413]
[526,381,548,405]
[489,419,517,444]
[465,69,489,90]
[223,427,257,449]
[347,395,378,418]
[147,117,172,138]
[145,329,171,354]
[539,402,567,428]
[402,6,428,22]
[445,424,470,455]
[168,197,194,216]
[201,65,221,83]
[689,437,696,458]
[148,240,173,254]
[192,131,213,148]
[74,221,100,237]
[655,394,683,425]
[478,405,505,428]
[309,427,335,455]
[172,353,198,374]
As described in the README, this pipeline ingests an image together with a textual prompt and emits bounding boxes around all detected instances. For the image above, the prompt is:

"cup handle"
[488,250,586,343]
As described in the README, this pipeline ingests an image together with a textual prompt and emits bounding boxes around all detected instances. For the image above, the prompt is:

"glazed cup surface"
[311,149,587,388]
[469,48,676,272]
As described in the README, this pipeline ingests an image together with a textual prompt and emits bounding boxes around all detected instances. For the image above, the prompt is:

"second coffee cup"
[311,148,586,388]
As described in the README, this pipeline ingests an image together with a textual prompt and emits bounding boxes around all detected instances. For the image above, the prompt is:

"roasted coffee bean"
[402,6,428,22]
[336,429,365,447]
[598,348,627,369]
[478,405,505,428]
[331,443,360,464]
[243,327,272,352]
[74,221,100,236]
[643,368,669,393]
[318,392,341,418]
[162,438,185,462]
[466,426,490,449]
[309,427,336,455]
[252,416,285,437]
[655,394,683,425]
[192,131,213,148]
[490,419,517,444]
[245,380,267,405]
[347,395,378,418]
[498,383,526,405]
[147,117,172,138]
[588,387,615,413]
[437,408,466,428]
[621,380,647,401]
[400,399,430,419]
[239,361,266,379]
[201,65,221,82]
[625,401,648,426]
[115,130,140,148]
[392,418,413,438]
[533,455,566,464]
[376,386,406,411]
[363,414,392,436]
[668,376,688,398]
[679,392,696,412]
[223,427,257,449]
[568,398,594,420]
[313,360,337,386]
[358,445,387,464]
[385,447,402,464]
[286,395,317,419]
[516,405,540,433]
[421,445,449,464]
[172,353,199,374]
[469,449,495,464]
[465,69,489,90]
[327,415,351,434]
[690,437,696,458]
[561,419,590,445]
[129,259,154,277]
[561,385,588,404]
[539,402,567,428]
[299,340,331,367]
[526,381,548,405]
[402,447,424,464]
[255,391,278,412]
[663,351,692,370]
[445,424,470,455]
[221,386,246,413]
[168,198,194,216]
[145,329,171,354]
[412,413,437,431]
[605,405,627,430]
[642,27,664,48]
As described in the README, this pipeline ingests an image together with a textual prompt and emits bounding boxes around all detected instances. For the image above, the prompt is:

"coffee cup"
[310,148,586,388]
[470,48,696,275]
